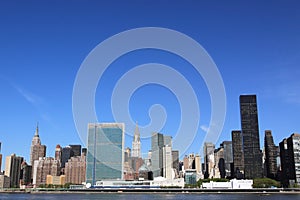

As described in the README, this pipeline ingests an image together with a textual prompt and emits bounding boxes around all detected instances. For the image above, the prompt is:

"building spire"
[134,121,140,142]
[35,122,39,136]
[132,121,141,158]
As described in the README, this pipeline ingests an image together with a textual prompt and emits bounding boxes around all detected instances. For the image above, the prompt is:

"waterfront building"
[0,174,10,188]
[203,142,215,178]
[65,155,86,184]
[214,147,224,178]
[151,132,172,178]
[239,95,263,178]
[163,145,172,179]
[232,130,244,178]
[221,141,233,177]
[184,169,197,185]
[264,130,278,179]
[30,124,46,167]
[4,154,23,187]
[33,157,61,187]
[86,123,124,185]
[46,175,65,185]
[202,179,253,189]
[172,150,179,175]
[20,161,32,186]
[279,133,300,187]
[195,154,202,176]
[132,122,141,158]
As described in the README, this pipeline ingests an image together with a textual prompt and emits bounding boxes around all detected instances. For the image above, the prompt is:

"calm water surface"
[0,193,299,200]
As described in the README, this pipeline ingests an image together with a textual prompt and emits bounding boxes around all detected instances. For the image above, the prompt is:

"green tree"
[253,178,280,188]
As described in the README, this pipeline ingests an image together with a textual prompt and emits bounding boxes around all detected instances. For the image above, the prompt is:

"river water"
[0,193,299,200]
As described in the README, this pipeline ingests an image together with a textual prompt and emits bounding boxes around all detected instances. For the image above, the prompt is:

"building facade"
[151,133,172,178]
[64,155,86,184]
[239,95,262,178]
[30,125,46,167]
[86,123,124,185]
[55,144,62,163]
[69,145,82,157]
[4,154,23,187]
[232,130,244,178]
[0,174,10,188]
[33,157,61,187]
[264,130,278,179]
[163,145,172,179]
[279,133,300,187]
[132,122,141,158]
[203,142,215,178]
[20,161,32,186]
[172,150,179,175]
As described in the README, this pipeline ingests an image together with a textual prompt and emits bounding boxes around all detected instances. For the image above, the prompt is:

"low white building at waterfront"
[202,179,253,189]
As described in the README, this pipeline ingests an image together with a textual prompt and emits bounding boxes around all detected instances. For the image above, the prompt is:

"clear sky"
[0,0,300,169]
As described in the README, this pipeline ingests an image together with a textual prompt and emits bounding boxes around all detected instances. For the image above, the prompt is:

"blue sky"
[0,0,300,169]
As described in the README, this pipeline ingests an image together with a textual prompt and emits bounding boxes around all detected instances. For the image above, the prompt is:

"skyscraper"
[5,154,23,187]
[151,132,172,178]
[132,122,141,158]
[61,146,74,168]
[214,146,225,178]
[279,133,300,187]
[232,130,244,178]
[240,95,262,178]
[86,123,124,185]
[163,145,172,179]
[264,130,277,179]
[30,124,46,167]
[151,133,164,177]
[221,141,233,177]
[203,142,215,178]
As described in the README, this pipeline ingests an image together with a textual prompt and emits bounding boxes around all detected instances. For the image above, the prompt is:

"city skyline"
[1,1,300,168]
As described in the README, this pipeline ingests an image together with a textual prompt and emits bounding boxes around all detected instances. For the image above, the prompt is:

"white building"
[163,145,173,179]
[202,179,253,189]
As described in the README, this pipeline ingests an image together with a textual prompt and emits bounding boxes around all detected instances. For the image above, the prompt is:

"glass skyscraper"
[151,133,172,178]
[86,123,124,185]
[239,95,263,178]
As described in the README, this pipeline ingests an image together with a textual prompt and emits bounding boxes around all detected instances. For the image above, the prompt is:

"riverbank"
[1,188,300,194]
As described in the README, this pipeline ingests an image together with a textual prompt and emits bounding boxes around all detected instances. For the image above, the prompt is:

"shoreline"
[1,188,300,194]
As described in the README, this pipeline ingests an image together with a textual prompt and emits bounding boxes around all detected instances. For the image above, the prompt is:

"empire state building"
[30,124,46,166]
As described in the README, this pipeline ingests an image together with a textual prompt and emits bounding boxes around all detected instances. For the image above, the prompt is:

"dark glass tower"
[264,130,277,179]
[231,130,244,178]
[239,95,262,178]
